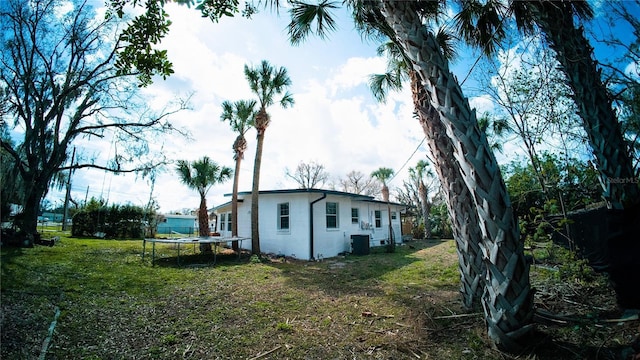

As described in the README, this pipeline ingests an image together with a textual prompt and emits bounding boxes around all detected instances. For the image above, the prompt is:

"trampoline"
[142,236,250,266]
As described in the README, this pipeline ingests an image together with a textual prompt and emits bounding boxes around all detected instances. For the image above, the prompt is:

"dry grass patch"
[2,237,638,359]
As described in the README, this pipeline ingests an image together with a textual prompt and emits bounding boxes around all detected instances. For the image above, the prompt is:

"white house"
[212,189,408,261]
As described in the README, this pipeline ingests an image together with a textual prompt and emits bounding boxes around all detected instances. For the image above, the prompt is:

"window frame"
[220,213,226,232]
[374,210,382,228]
[351,207,359,224]
[326,202,339,229]
[278,202,290,231]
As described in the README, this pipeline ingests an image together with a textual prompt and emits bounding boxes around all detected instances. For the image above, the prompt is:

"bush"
[412,223,425,240]
[71,203,147,239]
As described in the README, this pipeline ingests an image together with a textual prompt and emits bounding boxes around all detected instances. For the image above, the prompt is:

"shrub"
[412,223,425,240]
[71,203,147,239]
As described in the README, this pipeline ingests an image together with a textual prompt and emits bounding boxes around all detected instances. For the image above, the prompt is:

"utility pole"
[61,147,75,231]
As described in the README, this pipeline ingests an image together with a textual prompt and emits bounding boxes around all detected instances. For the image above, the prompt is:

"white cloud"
[469,95,494,115]
[46,2,433,213]
[327,57,387,96]
[625,61,639,80]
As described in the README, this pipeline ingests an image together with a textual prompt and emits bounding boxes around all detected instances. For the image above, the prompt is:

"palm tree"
[519,0,640,313]
[221,99,257,250]
[367,14,486,310]
[412,160,433,239]
[455,0,639,210]
[285,1,533,348]
[371,39,485,310]
[175,156,232,254]
[244,60,295,256]
[515,0,639,210]
[457,0,640,309]
[371,167,395,252]
[379,2,534,350]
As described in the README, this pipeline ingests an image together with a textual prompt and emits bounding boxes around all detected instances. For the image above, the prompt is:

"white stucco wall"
[214,191,406,260]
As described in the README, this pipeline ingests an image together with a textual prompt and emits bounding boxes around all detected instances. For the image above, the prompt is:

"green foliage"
[175,157,233,197]
[275,322,294,332]
[504,152,601,217]
[412,222,425,240]
[71,202,146,239]
[109,0,255,86]
[144,199,163,238]
[1,0,186,238]
[430,202,453,238]
[243,60,295,113]
[1,127,22,221]
[532,243,598,284]
[160,334,178,345]
[618,82,640,172]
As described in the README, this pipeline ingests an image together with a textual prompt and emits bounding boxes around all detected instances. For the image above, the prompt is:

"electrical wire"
[388,136,426,184]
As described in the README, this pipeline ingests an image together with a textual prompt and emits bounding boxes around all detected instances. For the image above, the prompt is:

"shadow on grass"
[264,239,452,298]
[1,247,29,290]
[148,249,251,269]
[0,246,65,296]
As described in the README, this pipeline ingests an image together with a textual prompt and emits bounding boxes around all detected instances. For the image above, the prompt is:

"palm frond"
[453,0,507,56]
[368,72,403,103]
[288,0,339,46]
[221,99,256,134]
[434,25,459,62]
[244,60,294,110]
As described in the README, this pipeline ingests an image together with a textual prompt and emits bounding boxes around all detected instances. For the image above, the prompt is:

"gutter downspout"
[309,193,327,261]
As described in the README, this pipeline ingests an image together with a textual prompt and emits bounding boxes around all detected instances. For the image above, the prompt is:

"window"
[391,211,397,220]
[278,203,290,230]
[351,208,359,224]
[226,212,232,231]
[220,213,226,232]
[375,210,382,228]
[326,202,338,229]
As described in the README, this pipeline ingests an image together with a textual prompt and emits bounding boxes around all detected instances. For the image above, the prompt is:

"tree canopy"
[0,0,187,242]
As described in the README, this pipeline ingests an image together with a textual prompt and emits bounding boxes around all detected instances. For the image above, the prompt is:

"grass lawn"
[1,234,638,359]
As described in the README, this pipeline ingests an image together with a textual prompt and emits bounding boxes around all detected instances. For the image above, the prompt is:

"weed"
[275,322,293,332]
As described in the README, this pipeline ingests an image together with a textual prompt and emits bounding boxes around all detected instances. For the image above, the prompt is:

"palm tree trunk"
[380,1,533,351]
[251,128,265,256]
[530,1,640,310]
[387,203,395,252]
[410,71,484,311]
[231,144,243,251]
[198,196,212,254]
[417,182,431,239]
[530,3,639,210]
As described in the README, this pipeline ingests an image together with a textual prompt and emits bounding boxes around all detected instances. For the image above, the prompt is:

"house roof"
[233,188,373,199]
[214,188,408,210]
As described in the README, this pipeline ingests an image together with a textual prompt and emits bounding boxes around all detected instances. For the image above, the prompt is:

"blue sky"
[42,0,638,214]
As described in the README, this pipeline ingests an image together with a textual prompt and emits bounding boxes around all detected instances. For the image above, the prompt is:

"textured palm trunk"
[530,1,640,309]
[380,184,395,252]
[410,71,484,310]
[381,184,389,202]
[417,181,431,239]
[251,109,270,256]
[198,196,212,254]
[380,1,533,351]
[530,3,639,210]
[231,135,247,252]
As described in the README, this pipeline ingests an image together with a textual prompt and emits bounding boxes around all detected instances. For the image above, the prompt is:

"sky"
[42,0,638,215]
[46,2,451,213]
